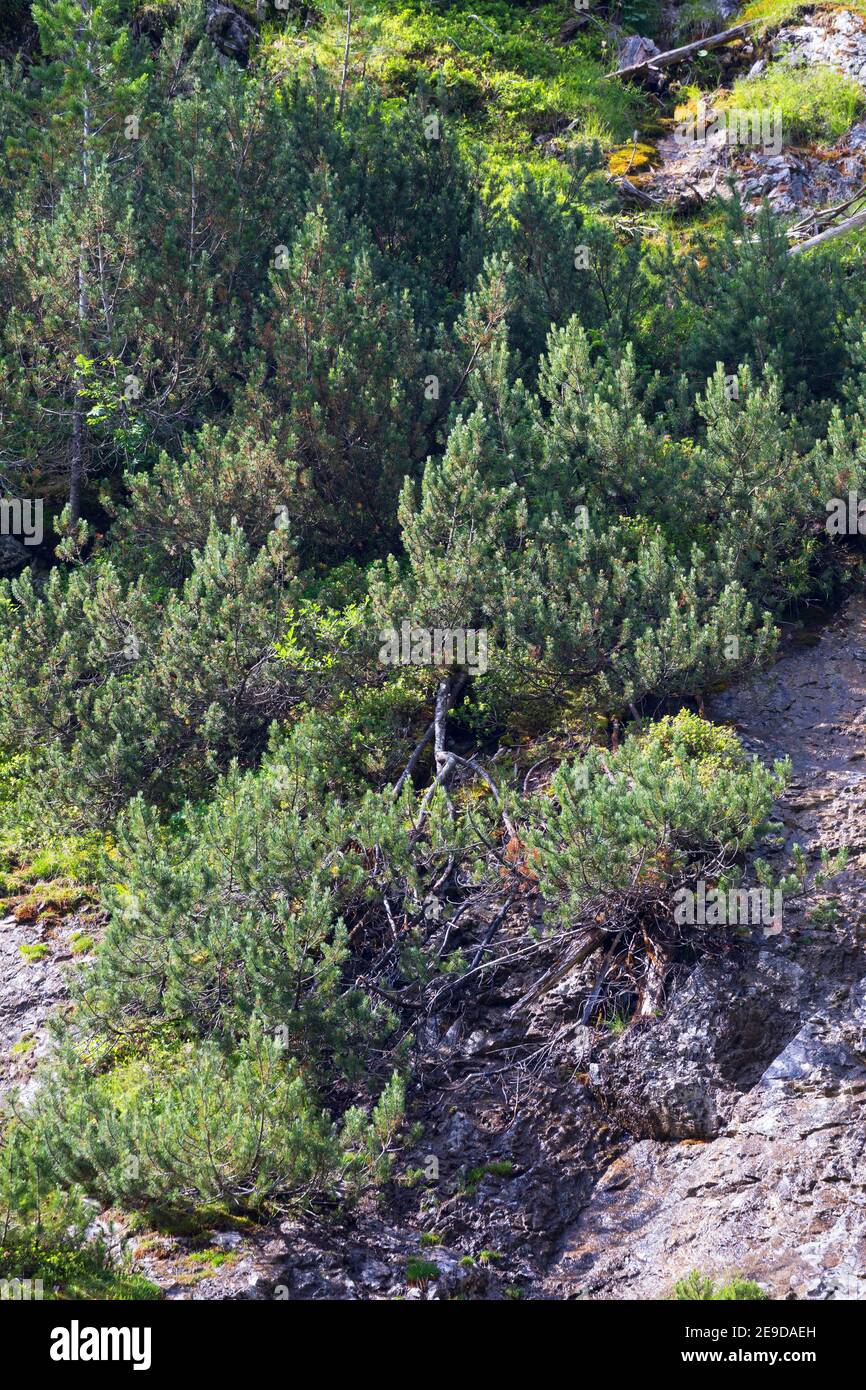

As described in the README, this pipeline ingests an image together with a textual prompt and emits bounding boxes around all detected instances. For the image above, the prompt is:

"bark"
[788,208,866,256]
[606,23,755,81]
[338,4,352,119]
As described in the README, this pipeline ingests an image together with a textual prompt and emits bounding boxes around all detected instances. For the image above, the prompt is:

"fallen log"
[605,22,756,81]
[788,207,866,256]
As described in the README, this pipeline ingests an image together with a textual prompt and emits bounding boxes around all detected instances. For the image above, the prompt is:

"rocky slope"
[633,7,866,227]
[6,594,865,1299]
[544,596,866,1298]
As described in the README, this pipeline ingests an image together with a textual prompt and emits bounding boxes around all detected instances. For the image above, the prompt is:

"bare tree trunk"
[338,4,352,119]
[70,0,92,526]
[509,929,606,1014]
[638,943,668,1017]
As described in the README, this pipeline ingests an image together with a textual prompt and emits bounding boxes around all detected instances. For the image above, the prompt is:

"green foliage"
[0,1118,161,1299]
[268,1,645,176]
[87,730,418,1058]
[30,1024,402,1215]
[638,711,745,776]
[0,522,303,821]
[672,1270,768,1301]
[524,715,787,925]
[727,64,866,146]
[19,943,49,963]
[662,200,854,410]
[406,1256,440,1284]
[3,0,866,1248]
[464,1159,514,1191]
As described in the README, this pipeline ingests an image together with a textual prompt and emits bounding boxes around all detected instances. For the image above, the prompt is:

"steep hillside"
[2,0,866,1311]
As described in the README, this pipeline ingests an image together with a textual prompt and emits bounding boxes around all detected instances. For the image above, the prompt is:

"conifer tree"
[2,0,148,519]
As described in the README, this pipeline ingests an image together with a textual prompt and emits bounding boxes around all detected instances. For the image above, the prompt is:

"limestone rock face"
[543,596,866,1300]
[595,953,812,1140]
[547,980,866,1300]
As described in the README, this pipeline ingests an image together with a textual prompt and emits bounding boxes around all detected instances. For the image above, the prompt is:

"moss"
[186,1247,238,1270]
[18,942,48,963]
[465,1158,515,1192]
[607,142,661,177]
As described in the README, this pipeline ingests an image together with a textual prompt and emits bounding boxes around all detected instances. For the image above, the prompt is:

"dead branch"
[508,929,606,1015]
[579,933,622,1026]
[787,184,866,237]
[337,3,352,119]
[788,208,866,256]
[609,176,663,208]
[605,22,756,82]
[411,753,456,837]
[468,897,513,971]
[392,719,435,798]
[448,751,517,840]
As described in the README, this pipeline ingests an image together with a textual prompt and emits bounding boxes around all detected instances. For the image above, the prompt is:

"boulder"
[205,2,257,67]
[595,952,810,1139]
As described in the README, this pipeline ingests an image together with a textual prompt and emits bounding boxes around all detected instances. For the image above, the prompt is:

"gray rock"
[617,35,660,70]
[595,953,810,1140]
[0,532,30,575]
[205,2,256,67]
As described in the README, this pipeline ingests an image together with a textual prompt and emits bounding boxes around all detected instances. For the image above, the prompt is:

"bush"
[525,715,785,923]
[30,1026,404,1217]
[0,1120,161,1300]
[672,1270,768,1301]
[519,715,787,1019]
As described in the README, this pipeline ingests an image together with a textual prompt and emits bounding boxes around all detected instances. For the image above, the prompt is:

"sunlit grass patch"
[261,0,647,178]
[725,63,866,144]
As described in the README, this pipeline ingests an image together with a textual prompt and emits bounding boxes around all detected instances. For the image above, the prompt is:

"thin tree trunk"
[71,0,92,526]
[338,4,352,119]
